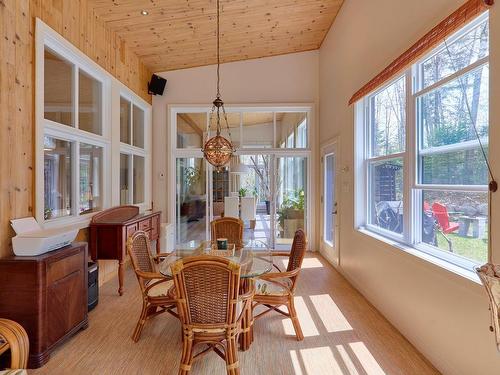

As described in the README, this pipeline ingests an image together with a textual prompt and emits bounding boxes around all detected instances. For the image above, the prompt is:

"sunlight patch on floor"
[310,294,353,332]
[290,350,304,375]
[336,345,360,375]
[280,257,323,269]
[349,342,386,375]
[282,296,319,337]
[300,346,344,374]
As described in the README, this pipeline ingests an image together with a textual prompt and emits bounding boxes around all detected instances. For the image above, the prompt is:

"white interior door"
[320,143,339,266]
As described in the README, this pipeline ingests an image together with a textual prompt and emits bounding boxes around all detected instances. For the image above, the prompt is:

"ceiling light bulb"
[141,10,149,15]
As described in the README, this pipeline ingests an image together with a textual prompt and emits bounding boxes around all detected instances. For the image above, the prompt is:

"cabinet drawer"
[139,219,151,231]
[126,224,137,239]
[47,252,84,285]
[151,216,159,238]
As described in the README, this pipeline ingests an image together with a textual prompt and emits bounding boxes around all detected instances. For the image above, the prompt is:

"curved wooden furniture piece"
[127,231,178,342]
[211,217,244,249]
[0,319,29,370]
[90,205,161,296]
[252,229,307,341]
[0,243,88,368]
[171,256,253,375]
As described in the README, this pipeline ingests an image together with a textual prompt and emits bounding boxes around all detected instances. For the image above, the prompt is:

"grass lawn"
[436,231,488,264]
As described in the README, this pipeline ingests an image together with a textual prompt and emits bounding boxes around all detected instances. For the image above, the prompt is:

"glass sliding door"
[175,157,207,244]
[275,156,307,250]
[233,154,273,246]
[172,107,311,250]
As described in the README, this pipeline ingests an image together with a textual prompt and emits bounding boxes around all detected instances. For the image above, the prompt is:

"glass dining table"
[158,240,273,351]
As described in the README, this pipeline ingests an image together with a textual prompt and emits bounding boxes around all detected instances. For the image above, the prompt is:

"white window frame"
[36,19,111,228]
[119,93,148,207]
[169,105,314,249]
[355,12,490,272]
[35,19,152,229]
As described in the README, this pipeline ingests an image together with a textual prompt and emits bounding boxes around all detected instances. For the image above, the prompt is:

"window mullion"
[74,66,79,130]
[73,140,80,217]
[406,69,418,245]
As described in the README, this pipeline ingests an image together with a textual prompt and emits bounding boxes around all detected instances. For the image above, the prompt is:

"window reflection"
[44,137,72,219]
[79,143,103,214]
[44,49,73,126]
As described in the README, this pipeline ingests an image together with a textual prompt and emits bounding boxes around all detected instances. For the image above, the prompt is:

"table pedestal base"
[239,278,254,351]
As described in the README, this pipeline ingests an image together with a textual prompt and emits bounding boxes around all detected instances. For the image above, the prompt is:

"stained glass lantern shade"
[203,134,234,169]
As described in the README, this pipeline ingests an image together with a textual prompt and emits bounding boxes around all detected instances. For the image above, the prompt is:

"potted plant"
[277,189,305,237]
[238,187,247,197]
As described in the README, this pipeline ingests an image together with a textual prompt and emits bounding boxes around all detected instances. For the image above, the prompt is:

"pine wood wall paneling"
[0,1,33,259]
[0,0,151,259]
[87,0,345,72]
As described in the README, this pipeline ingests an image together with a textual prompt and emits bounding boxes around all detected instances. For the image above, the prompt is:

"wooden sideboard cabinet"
[89,206,161,296]
[0,243,88,368]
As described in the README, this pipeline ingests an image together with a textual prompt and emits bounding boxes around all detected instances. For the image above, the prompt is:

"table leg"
[239,278,254,351]
[118,260,124,296]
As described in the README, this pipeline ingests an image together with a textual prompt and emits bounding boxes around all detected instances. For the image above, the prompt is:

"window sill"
[42,213,95,231]
[357,227,481,285]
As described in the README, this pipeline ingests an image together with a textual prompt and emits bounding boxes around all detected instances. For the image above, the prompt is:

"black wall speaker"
[148,74,167,95]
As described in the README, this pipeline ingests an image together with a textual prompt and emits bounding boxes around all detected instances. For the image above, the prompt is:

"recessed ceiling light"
[141,10,149,16]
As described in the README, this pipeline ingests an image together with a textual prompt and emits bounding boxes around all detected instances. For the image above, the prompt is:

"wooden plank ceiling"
[88,0,344,72]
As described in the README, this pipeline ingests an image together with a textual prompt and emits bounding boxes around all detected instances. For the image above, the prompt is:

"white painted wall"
[152,51,320,244]
[319,0,500,374]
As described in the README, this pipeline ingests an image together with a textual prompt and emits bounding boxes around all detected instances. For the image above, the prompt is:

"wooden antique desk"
[89,206,161,296]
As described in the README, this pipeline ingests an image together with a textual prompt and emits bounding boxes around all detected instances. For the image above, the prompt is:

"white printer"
[10,217,79,256]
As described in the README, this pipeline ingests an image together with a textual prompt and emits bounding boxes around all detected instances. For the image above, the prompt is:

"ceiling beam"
[178,114,204,136]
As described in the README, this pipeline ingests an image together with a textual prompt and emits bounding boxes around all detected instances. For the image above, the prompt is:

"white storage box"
[10,217,79,256]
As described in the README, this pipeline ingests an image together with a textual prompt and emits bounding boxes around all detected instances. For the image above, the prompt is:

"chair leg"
[179,331,194,375]
[288,296,304,341]
[225,337,240,375]
[132,300,149,342]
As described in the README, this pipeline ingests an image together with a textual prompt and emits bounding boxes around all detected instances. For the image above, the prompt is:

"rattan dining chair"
[252,229,307,341]
[0,318,29,372]
[127,231,178,342]
[171,256,253,375]
[211,217,244,249]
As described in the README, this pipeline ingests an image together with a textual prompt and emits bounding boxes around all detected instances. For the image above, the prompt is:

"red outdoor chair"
[431,202,460,234]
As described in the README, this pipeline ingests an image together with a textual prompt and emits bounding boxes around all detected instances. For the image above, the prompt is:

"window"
[277,112,308,148]
[357,14,490,269]
[39,40,109,224]
[171,106,312,250]
[37,19,152,226]
[366,77,406,236]
[120,95,147,205]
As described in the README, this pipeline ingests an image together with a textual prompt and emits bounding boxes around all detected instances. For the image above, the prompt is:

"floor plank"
[30,254,439,375]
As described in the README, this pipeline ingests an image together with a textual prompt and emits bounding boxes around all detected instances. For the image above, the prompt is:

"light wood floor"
[31,254,439,375]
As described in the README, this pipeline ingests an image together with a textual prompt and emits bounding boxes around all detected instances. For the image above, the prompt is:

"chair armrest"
[136,270,169,280]
[258,268,300,281]
[0,318,29,369]
[269,251,291,257]
[236,288,255,325]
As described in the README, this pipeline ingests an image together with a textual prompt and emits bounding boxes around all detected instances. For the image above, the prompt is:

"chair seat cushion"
[146,279,174,297]
[255,278,293,296]
[0,370,28,375]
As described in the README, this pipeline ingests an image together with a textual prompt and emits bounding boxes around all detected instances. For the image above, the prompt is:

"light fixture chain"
[216,0,221,98]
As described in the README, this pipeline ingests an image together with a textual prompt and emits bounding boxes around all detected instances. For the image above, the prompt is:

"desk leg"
[239,279,254,351]
[118,260,124,296]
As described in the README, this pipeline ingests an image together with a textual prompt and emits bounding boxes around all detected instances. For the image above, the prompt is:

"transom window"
[357,13,489,269]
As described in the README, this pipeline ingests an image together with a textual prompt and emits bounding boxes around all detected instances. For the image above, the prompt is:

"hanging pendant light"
[202,0,235,171]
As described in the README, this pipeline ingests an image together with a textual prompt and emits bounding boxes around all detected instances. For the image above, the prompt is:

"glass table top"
[159,240,273,279]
